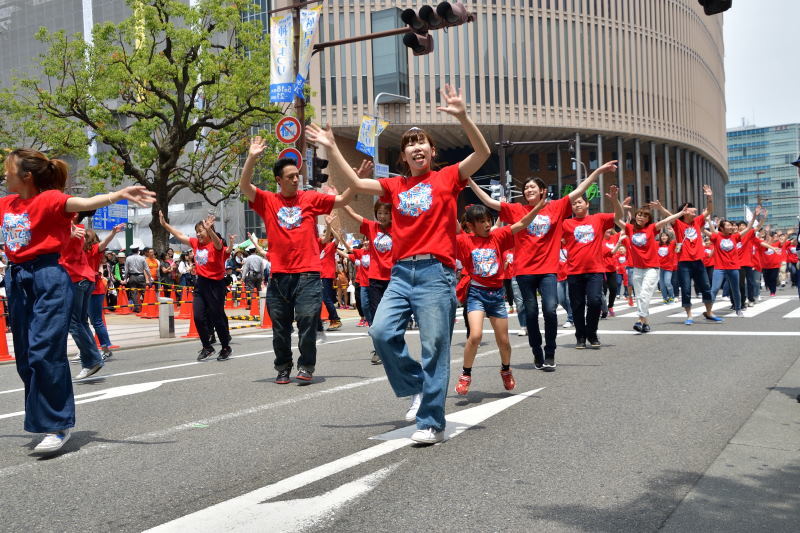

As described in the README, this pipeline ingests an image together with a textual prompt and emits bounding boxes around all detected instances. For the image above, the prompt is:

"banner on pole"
[270,13,294,103]
[295,6,322,100]
[355,115,390,157]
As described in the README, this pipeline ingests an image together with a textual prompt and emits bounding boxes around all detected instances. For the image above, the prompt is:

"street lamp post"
[755,170,766,207]
[373,92,411,178]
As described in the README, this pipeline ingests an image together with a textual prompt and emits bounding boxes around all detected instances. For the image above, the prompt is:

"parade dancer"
[1,148,153,454]
[85,223,126,360]
[708,212,757,316]
[307,84,490,444]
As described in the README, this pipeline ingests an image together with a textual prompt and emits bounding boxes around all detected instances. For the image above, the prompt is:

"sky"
[724,0,800,129]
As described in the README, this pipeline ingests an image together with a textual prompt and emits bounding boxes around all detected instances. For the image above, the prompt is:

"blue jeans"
[567,273,603,341]
[511,277,526,328]
[267,272,322,373]
[557,280,573,322]
[321,277,340,321]
[360,285,374,325]
[466,286,507,318]
[710,268,741,311]
[677,260,711,307]
[516,273,558,363]
[70,279,104,369]
[369,259,456,432]
[7,255,75,433]
[659,269,675,300]
[88,293,112,348]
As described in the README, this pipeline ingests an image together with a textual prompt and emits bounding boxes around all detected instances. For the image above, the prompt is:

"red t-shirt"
[378,163,463,269]
[85,243,106,295]
[319,240,337,279]
[737,230,755,268]
[760,242,783,269]
[249,189,335,274]
[562,213,615,275]
[499,196,572,275]
[624,223,660,269]
[657,241,676,271]
[348,248,370,287]
[557,249,568,282]
[0,190,73,264]
[60,224,96,283]
[189,237,227,280]
[615,250,628,274]
[710,232,740,270]
[751,237,763,271]
[702,246,714,267]
[359,219,393,280]
[602,234,620,272]
[672,214,706,262]
[456,226,515,289]
[785,241,798,263]
[502,250,514,280]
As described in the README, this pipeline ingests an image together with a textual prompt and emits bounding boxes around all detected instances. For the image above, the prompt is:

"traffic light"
[402,2,473,56]
[309,154,329,188]
[698,0,732,15]
[489,180,503,202]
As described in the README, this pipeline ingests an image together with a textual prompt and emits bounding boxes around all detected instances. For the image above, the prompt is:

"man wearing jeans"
[239,137,353,384]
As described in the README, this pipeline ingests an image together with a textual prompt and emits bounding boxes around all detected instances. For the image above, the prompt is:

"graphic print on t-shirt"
[684,227,698,241]
[658,246,669,257]
[471,248,499,277]
[373,232,392,253]
[2,213,31,252]
[196,249,209,266]
[397,182,433,217]
[632,232,648,247]
[277,206,302,230]
[573,224,595,244]
[527,214,552,237]
[720,238,735,252]
[361,254,371,268]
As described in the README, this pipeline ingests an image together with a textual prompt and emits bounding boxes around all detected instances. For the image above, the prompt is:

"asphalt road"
[1,294,798,532]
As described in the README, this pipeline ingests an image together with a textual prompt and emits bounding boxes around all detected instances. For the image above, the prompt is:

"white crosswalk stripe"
[783,306,800,318]
[667,300,731,318]
[717,297,793,317]
[615,300,682,317]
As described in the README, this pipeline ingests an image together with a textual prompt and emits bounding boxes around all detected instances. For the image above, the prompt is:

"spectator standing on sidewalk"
[124,247,151,313]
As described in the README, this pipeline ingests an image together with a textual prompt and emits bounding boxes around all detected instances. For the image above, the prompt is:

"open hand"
[436,84,466,118]
[248,136,268,159]
[596,160,618,174]
[306,123,336,149]
[355,160,374,179]
[118,186,156,207]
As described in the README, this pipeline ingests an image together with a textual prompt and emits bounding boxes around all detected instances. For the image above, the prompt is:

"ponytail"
[8,148,69,192]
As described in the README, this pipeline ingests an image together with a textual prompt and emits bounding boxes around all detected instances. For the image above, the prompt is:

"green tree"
[2,0,286,252]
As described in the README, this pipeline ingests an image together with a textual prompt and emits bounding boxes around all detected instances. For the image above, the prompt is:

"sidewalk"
[0,306,363,363]
[661,352,800,531]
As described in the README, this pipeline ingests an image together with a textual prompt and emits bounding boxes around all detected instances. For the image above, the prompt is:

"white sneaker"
[562,321,573,329]
[68,354,81,364]
[736,310,745,317]
[411,427,444,444]
[74,364,102,380]
[33,429,71,454]
[316,331,327,345]
[517,329,527,336]
[404,393,422,422]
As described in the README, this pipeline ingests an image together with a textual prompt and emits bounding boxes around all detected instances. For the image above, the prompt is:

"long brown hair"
[8,148,69,191]
[396,128,438,177]
[83,228,100,251]
[632,206,653,230]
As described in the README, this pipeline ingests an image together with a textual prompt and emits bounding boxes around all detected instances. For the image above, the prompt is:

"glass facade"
[726,124,800,231]
[371,8,408,99]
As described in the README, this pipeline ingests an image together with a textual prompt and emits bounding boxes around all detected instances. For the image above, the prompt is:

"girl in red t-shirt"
[657,232,676,303]
[84,223,125,359]
[455,201,544,396]
[307,84,490,445]
[160,213,231,361]
[760,231,784,296]
[708,216,756,315]
[1,149,154,454]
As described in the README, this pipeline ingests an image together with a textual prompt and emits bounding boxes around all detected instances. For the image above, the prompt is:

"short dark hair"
[273,158,298,179]
[373,201,392,217]
[524,177,547,191]
[464,204,493,225]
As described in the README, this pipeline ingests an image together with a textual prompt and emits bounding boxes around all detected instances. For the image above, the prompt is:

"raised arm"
[509,198,547,234]
[247,232,267,257]
[655,205,690,231]
[66,186,155,213]
[341,204,365,226]
[159,211,191,247]
[203,215,223,251]
[307,125,385,196]
[611,232,627,254]
[701,184,714,217]
[740,206,760,236]
[568,160,618,202]
[435,85,490,181]
[605,184,626,230]
[468,178,502,211]
[239,137,267,203]
[98,223,126,252]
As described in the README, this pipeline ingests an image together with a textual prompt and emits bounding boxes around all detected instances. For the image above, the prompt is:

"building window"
[589,151,598,170]
[547,152,558,171]
[626,184,635,205]
[625,153,633,171]
[529,153,540,171]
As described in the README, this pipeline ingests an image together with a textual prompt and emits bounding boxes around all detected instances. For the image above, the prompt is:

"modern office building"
[726,123,800,231]
[308,0,729,232]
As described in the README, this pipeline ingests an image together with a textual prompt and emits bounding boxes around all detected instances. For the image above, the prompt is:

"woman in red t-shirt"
[760,231,784,296]
[657,232,676,303]
[160,212,231,361]
[708,216,756,315]
[455,201,544,396]
[85,223,125,359]
[307,84,490,445]
[1,148,154,454]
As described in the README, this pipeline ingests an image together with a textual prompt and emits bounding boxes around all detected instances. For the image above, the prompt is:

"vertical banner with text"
[270,13,294,103]
[355,115,390,157]
[294,6,323,100]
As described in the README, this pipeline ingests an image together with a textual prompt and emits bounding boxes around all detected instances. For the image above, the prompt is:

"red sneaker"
[627,296,634,307]
[455,373,471,395]
[500,369,516,391]
[608,308,615,317]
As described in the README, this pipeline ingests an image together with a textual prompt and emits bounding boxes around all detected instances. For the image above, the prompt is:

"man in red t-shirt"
[239,138,354,384]
[467,161,618,370]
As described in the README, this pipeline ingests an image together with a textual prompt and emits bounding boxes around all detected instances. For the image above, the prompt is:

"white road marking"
[667,300,732,318]
[591,329,800,337]
[720,298,790,317]
[783,306,800,318]
[616,301,682,317]
[147,388,544,532]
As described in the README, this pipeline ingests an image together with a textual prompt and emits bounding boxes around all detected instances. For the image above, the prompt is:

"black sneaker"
[588,338,601,349]
[296,368,313,382]
[633,321,644,333]
[533,353,545,370]
[575,338,586,349]
[642,324,651,333]
[217,346,232,361]
[275,369,291,384]
[102,347,113,361]
[542,355,556,372]
[197,346,215,361]
[370,351,382,365]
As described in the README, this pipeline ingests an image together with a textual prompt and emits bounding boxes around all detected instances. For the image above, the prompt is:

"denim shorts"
[466,285,508,318]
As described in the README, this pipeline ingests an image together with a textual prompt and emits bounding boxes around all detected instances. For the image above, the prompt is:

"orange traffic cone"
[139,286,160,319]
[224,289,234,309]
[259,297,272,329]
[177,287,194,320]
[182,308,200,338]
[320,300,329,322]
[0,299,14,362]
[116,288,131,315]
[236,285,248,309]
[249,288,260,317]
